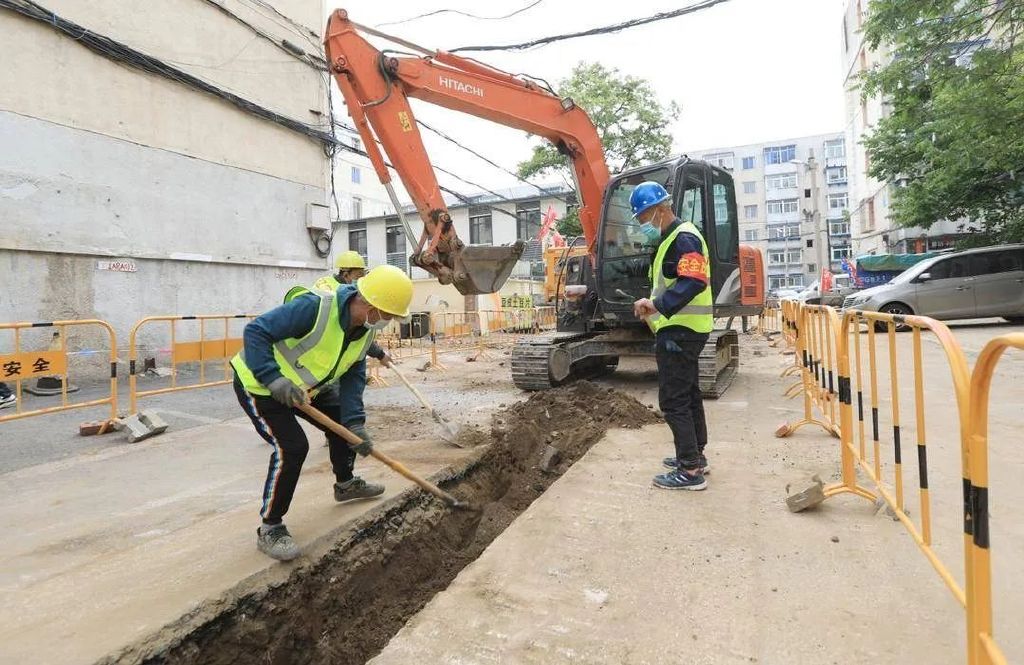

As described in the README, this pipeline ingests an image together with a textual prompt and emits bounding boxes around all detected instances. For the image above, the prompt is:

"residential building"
[1,0,333,339]
[687,134,852,292]
[841,0,968,255]
[339,184,576,310]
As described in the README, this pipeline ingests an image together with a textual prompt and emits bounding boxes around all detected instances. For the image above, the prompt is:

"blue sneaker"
[662,455,710,475]
[653,469,707,491]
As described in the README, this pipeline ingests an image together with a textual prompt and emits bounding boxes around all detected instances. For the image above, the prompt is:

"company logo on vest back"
[438,75,484,97]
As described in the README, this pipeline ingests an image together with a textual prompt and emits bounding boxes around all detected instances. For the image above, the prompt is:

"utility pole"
[806,151,824,285]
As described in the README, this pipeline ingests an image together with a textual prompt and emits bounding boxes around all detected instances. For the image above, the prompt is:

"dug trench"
[109,381,659,665]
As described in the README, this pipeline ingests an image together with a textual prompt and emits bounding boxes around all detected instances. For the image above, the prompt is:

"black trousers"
[655,333,709,469]
[233,376,358,525]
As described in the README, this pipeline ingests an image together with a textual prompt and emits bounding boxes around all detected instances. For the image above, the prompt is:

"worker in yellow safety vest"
[231,265,413,561]
[285,251,392,447]
[630,181,713,492]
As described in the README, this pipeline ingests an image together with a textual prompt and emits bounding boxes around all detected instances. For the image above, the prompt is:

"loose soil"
[111,382,658,665]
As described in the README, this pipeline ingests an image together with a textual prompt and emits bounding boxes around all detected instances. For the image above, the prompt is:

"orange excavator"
[325,10,764,395]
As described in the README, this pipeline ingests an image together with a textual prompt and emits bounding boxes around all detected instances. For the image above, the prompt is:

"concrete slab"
[372,421,964,664]
[0,416,473,665]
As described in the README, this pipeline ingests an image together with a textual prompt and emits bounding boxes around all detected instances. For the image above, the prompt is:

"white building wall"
[1,0,332,343]
[689,133,851,292]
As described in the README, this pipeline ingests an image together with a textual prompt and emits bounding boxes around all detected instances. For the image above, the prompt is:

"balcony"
[825,155,847,168]
[764,186,800,200]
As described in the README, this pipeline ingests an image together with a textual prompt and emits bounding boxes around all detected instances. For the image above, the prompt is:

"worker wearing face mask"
[230,265,413,561]
[629,182,713,492]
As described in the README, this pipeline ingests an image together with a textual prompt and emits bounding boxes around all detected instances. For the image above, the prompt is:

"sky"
[326,0,850,197]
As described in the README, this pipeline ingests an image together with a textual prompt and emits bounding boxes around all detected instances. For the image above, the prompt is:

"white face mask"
[363,309,390,331]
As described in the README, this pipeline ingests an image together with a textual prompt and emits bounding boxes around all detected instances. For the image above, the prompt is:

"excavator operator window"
[598,168,671,301]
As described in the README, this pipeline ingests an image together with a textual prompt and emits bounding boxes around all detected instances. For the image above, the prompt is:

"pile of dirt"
[117,382,658,665]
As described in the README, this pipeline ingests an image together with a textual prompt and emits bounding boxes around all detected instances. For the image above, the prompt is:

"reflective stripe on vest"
[231,288,373,396]
[646,221,714,334]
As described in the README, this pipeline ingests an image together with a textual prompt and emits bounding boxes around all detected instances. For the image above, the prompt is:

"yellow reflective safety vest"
[646,221,714,334]
[232,285,374,397]
[282,274,342,304]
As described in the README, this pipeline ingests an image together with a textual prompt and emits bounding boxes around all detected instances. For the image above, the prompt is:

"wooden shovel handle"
[296,402,457,506]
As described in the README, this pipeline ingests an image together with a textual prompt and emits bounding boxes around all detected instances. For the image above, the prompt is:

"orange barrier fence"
[128,314,255,412]
[966,333,1024,665]
[0,320,119,425]
[774,300,1017,664]
[371,307,558,383]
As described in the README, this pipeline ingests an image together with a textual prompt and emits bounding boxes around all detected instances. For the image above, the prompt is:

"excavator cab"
[595,158,742,317]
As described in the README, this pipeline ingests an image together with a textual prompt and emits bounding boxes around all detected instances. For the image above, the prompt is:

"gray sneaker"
[256,524,300,561]
[0,394,16,410]
[334,477,385,502]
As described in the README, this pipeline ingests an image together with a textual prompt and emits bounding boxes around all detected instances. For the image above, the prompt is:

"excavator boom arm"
[324,10,610,294]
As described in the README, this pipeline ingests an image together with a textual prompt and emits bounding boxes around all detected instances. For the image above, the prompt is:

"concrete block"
[785,474,826,513]
[539,445,561,474]
[116,411,170,443]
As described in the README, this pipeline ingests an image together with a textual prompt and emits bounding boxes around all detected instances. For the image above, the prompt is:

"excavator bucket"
[450,241,527,295]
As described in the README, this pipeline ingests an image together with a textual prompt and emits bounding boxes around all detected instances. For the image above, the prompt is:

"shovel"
[388,364,463,447]
[296,402,477,511]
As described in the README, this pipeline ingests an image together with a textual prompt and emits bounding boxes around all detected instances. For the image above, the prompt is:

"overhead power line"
[450,0,735,53]
[378,0,545,27]
[0,0,336,147]
[414,119,572,204]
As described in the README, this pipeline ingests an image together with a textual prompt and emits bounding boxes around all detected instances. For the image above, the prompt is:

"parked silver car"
[842,244,1024,324]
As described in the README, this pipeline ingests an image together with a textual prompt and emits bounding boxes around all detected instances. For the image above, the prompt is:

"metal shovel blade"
[431,410,462,446]
[451,242,526,295]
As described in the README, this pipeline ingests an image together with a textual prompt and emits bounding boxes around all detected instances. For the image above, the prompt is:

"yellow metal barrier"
[776,304,841,438]
[965,333,1024,665]
[128,314,254,412]
[776,301,1009,664]
[0,320,119,425]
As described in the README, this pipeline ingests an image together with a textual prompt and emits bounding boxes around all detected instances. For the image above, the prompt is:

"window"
[970,249,1024,276]
[744,204,758,219]
[866,196,876,229]
[712,169,738,262]
[743,181,756,194]
[469,205,493,245]
[807,264,816,274]
[929,256,974,280]
[742,156,755,170]
[764,144,797,165]
[826,166,848,184]
[827,193,849,212]
[600,167,672,259]
[516,200,542,240]
[350,166,361,184]
[768,223,800,239]
[744,229,758,241]
[766,199,799,215]
[702,152,734,170]
[768,249,800,264]
[831,246,852,260]
[765,173,798,190]
[825,138,846,159]
[386,221,407,270]
[352,196,362,219]
[352,137,362,152]
[842,17,849,53]
[348,221,367,261]
[829,221,850,236]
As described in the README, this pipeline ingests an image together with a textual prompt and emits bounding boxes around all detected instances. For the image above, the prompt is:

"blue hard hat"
[629,182,671,218]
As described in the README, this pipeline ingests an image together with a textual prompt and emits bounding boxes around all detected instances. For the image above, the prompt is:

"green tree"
[517,62,680,181]
[860,0,1024,245]
[557,207,582,236]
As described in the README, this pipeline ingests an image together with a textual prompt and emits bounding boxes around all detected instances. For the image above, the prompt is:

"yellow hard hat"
[335,250,367,270]
[356,265,412,317]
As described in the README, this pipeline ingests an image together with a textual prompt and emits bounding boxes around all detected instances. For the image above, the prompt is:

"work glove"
[267,377,307,408]
[379,349,394,368]
[348,424,374,457]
